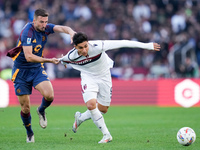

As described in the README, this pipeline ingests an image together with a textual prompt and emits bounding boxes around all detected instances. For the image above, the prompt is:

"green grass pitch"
[0,106,199,150]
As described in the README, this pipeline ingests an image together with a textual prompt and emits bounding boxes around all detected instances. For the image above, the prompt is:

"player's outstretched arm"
[102,40,160,51]
[153,43,161,51]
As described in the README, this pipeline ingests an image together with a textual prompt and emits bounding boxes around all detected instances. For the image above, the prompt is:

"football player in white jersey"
[59,32,160,143]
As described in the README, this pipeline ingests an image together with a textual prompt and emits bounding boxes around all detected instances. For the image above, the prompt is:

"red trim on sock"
[43,98,53,104]
[20,111,30,118]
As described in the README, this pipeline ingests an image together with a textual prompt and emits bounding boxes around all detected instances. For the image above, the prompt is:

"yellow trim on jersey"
[12,41,22,61]
[11,69,19,82]
[41,63,44,68]
[41,49,44,68]
[12,51,21,61]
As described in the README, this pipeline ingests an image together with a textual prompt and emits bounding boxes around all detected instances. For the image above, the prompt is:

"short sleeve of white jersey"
[88,40,113,52]
[88,40,104,51]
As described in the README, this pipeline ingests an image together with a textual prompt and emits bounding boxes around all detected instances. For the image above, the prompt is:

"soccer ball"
[177,127,196,146]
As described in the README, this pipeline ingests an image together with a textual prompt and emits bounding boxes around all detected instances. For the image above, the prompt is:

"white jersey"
[60,40,154,77]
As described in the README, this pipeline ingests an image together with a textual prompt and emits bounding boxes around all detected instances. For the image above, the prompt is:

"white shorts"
[81,72,112,106]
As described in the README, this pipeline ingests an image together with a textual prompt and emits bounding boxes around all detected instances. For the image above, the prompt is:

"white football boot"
[37,107,47,128]
[26,134,35,143]
[72,111,82,133]
[98,134,113,144]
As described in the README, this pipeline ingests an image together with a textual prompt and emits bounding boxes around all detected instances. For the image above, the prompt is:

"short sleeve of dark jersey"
[20,27,34,46]
[45,23,55,35]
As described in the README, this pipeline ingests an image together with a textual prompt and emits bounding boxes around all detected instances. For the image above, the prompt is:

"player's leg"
[35,80,54,109]
[18,95,35,143]
[12,67,35,143]
[72,109,91,132]
[73,102,108,130]
[72,95,112,143]
[35,80,54,128]
[74,102,108,126]
[72,103,109,133]
[96,76,112,143]
[86,99,112,143]
[33,67,53,128]
[72,75,98,132]
[72,89,98,133]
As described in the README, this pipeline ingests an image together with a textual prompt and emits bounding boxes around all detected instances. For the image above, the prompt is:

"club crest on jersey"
[27,38,31,44]
[81,84,87,93]
[42,36,45,41]
[83,84,87,90]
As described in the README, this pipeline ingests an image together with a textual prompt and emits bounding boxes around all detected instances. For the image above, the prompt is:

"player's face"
[75,41,89,57]
[33,16,48,32]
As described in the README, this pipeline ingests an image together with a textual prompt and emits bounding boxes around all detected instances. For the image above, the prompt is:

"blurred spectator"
[178,57,199,78]
[132,0,151,22]
[171,9,186,34]
[74,0,92,21]
[148,59,170,78]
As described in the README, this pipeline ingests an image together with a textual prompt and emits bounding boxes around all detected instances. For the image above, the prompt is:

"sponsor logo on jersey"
[34,45,42,53]
[27,38,31,44]
[64,53,102,65]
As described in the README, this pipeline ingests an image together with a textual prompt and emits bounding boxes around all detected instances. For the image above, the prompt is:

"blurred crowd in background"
[1,0,200,80]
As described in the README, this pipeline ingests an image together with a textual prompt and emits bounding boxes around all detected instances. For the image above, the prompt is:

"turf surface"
[0,106,199,150]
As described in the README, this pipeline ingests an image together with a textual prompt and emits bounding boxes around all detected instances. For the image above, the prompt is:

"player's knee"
[44,93,54,101]
[86,99,96,110]
[45,95,54,101]
[22,105,30,114]
[87,103,96,110]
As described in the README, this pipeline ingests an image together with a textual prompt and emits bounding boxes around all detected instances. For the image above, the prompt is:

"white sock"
[90,108,109,135]
[78,109,91,122]
[78,107,105,124]
[78,103,105,123]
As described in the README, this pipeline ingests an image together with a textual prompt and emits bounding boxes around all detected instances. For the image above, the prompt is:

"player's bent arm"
[23,46,59,64]
[102,40,160,51]
[53,25,76,39]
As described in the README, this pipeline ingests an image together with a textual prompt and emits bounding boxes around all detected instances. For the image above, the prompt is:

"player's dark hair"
[73,32,88,45]
[34,8,49,18]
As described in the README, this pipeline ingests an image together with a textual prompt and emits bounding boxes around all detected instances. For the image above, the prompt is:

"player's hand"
[51,58,60,65]
[70,32,76,44]
[153,43,161,51]
[60,54,67,68]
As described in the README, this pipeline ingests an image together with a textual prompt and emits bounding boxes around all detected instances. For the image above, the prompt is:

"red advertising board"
[1,78,200,107]
[157,79,200,107]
